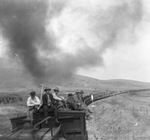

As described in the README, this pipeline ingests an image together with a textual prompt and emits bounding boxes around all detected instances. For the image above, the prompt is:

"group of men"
[27,87,92,123]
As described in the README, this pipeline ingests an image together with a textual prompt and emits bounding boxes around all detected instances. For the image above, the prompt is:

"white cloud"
[78,19,150,82]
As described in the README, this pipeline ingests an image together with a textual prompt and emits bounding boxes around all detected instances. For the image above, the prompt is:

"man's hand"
[77,103,81,106]
[34,105,39,108]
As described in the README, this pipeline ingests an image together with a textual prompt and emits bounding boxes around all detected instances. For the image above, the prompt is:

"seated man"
[41,87,54,123]
[76,90,93,113]
[27,91,40,122]
[52,87,67,110]
[74,91,92,120]
[66,93,78,110]
[76,90,85,103]
[66,92,92,119]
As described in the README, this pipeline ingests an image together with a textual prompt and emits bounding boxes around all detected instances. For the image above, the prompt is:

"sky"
[0,0,150,84]
[77,0,150,82]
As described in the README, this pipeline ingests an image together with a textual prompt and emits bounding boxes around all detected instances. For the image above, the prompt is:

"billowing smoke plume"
[0,0,66,83]
[0,0,143,84]
[46,0,143,82]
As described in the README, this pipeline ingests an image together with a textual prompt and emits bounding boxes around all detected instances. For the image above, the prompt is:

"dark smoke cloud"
[0,0,48,82]
[0,0,144,84]
[0,0,66,84]
[45,40,103,82]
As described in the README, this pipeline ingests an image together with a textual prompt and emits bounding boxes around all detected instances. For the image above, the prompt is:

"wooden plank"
[42,126,61,140]
[9,130,22,138]
[37,128,50,139]
[38,128,49,133]
[51,126,61,136]
[42,130,52,140]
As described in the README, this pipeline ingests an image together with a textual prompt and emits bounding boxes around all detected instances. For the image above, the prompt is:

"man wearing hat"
[52,87,63,100]
[70,90,92,120]
[66,93,78,110]
[75,90,85,104]
[27,91,40,122]
[41,87,54,122]
[76,90,93,114]
[52,87,67,109]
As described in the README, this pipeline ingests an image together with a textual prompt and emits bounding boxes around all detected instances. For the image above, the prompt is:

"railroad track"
[84,89,150,106]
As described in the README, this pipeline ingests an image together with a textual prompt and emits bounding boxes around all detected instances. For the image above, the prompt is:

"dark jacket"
[77,94,84,104]
[42,93,54,106]
[66,97,78,110]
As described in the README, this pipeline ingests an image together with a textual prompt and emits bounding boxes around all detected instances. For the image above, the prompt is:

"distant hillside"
[0,70,150,92]
[61,74,150,91]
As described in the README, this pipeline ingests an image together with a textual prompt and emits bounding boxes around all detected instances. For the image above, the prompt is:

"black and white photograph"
[0,0,150,139]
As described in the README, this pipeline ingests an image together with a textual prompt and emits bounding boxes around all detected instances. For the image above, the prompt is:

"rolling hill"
[59,74,150,92]
[0,71,150,92]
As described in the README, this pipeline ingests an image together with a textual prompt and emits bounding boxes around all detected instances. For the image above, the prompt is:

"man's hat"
[53,87,59,91]
[68,93,73,96]
[44,87,51,91]
[76,90,81,94]
[30,91,36,96]
[80,90,84,94]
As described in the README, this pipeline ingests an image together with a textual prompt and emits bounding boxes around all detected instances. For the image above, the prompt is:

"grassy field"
[0,104,27,134]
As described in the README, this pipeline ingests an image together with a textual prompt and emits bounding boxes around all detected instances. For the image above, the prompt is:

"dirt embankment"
[87,90,150,140]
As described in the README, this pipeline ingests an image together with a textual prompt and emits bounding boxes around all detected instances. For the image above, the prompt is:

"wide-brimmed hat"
[68,93,73,96]
[75,90,83,94]
[44,87,51,91]
[30,91,36,96]
[53,87,59,91]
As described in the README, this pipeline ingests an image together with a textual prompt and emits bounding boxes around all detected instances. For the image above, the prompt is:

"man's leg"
[30,110,34,122]
[43,105,49,123]
[80,104,92,120]
[27,109,34,124]
[43,105,48,117]
[27,109,30,119]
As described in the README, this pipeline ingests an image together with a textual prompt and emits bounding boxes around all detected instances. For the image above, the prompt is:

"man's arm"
[67,99,78,110]
[34,96,41,105]
[52,93,62,101]
[27,97,34,107]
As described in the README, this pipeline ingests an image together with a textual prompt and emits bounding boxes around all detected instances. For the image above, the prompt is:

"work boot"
[86,115,92,120]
